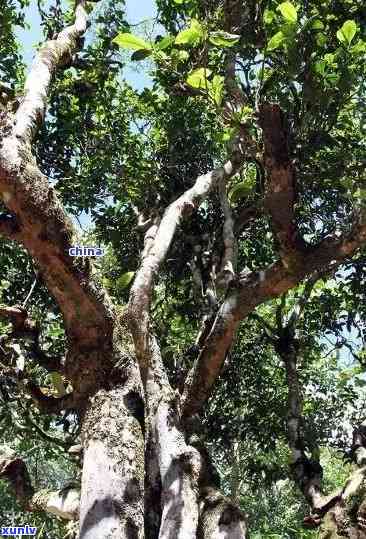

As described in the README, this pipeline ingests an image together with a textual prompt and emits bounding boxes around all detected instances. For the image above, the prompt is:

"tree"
[0,0,366,537]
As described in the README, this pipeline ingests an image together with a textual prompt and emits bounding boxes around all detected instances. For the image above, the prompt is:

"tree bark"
[79,356,145,539]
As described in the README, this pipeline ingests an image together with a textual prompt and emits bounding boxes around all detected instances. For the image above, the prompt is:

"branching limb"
[13,0,88,143]
[127,142,246,381]
[0,304,38,339]
[182,213,366,418]
[287,273,320,328]
[0,444,79,519]
[0,0,113,350]
[217,176,237,290]
[276,338,323,507]
[259,103,306,267]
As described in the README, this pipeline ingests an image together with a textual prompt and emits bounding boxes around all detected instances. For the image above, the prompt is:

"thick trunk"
[79,359,144,539]
[155,400,201,539]
[199,488,247,538]
[153,399,247,539]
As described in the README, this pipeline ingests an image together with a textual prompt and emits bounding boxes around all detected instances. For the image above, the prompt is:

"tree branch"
[0,444,79,519]
[258,103,306,267]
[216,176,237,290]
[287,272,320,328]
[0,0,113,350]
[127,141,246,380]
[182,214,366,418]
[0,305,38,339]
[13,0,88,143]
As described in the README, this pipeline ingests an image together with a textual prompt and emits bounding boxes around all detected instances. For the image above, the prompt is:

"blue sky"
[17,0,157,89]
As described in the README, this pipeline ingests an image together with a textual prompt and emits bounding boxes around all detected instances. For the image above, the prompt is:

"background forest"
[0,0,366,537]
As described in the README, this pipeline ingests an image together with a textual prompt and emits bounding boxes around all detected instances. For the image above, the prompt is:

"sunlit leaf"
[229,182,250,203]
[351,39,366,55]
[116,271,135,290]
[113,33,152,51]
[277,2,298,24]
[175,19,204,46]
[208,74,225,106]
[156,35,175,50]
[186,67,212,89]
[336,20,357,45]
[264,10,276,24]
[209,31,240,48]
[267,31,285,50]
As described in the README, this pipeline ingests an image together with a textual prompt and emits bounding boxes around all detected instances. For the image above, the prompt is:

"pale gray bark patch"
[31,488,80,520]
[79,379,144,539]
[13,1,88,142]
[156,402,201,539]
[0,444,79,520]
[217,175,237,290]
[199,488,247,538]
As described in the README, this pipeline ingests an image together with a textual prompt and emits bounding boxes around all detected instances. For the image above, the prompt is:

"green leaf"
[264,10,276,24]
[113,33,152,51]
[208,74,225,106]
[175,19,204,46]
[186,67,212,89]
[116,271,135,290]
[131,49,153,61]
[173,0,184,3]
[314,60,326,75]
[229,182,250,203]
[351,39,366,55]
[310,19,325,30]
[267,31,285,50]
[336,20,357,45]
[209,31,240,48]
[156,35,175,50]
[178,50,189,61]
[50,372,66,397]
[277,2,297,24]
[316,33,327,47]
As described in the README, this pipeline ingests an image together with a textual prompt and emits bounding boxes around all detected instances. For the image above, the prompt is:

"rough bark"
[0,444,79,520]
[127,201,248,538]
[199,487,247,539]
[0,4,146,536]
[259,103,305,266]
[276,319,366,535]
[79,355,144,539]
[182,217,366,419]
[1,0,365,535]
[127,143,246,382]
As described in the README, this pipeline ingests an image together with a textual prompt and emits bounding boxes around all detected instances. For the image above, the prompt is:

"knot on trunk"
[291,456,323,487]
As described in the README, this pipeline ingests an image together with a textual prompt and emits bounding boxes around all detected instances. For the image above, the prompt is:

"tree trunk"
[78,356,145,539]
